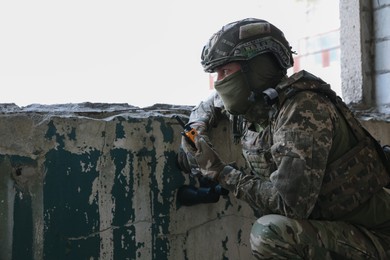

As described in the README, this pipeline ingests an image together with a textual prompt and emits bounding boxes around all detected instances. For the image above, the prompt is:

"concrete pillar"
[373,0,390,111]
[340,0,374,105]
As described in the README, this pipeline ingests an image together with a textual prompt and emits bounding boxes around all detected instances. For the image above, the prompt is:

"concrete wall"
[339,0,390,143]
[373,0,390,109]
[0,103,255,260]
[340,0,390,113]
[339,0,374,105]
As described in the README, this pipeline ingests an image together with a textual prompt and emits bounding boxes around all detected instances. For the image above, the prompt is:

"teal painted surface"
[156,117,175,144]
[6,155,37,260]
[111,148,137,260]
[113,226,136,259]
[0,110,255,260]
[150,151,179,259]
[41,117,186,259]
[43,147,101,259]
[12,190,33,260]
[115,119,126,140]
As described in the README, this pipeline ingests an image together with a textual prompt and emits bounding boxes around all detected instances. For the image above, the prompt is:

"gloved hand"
[191,135,226,181]
[178,121,211,177]
[177,146,201,176]
[180,121,209,154]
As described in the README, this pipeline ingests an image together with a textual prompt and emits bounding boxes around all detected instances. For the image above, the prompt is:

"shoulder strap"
[274,70,337,106]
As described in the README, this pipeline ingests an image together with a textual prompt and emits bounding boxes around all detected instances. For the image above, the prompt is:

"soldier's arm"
[217,92,336,218]
[178,91,229,174]
[188,91,228,135]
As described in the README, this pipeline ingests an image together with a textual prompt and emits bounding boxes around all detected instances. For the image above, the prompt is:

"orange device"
[173,115,198,148]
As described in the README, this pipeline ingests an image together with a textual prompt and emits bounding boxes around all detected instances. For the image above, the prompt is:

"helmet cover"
[201,18,294,72]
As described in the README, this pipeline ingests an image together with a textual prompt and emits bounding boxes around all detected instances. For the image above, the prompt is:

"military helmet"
[201,18,294,73]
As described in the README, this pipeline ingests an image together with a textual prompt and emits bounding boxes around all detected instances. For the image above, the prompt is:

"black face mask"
[241,54,285,123]
[244,53,286,93]
[214,53,285,119]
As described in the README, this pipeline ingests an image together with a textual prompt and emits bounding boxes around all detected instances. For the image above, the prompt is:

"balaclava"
[214,53,286,124]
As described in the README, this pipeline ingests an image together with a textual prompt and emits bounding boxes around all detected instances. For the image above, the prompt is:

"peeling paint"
[43,147,101,259]
[0,105,258,260]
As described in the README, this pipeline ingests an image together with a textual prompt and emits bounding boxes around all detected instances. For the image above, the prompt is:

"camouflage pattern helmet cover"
[201,18,294,73]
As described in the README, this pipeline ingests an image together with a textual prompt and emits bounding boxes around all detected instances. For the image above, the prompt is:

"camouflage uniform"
[188,72,390,259]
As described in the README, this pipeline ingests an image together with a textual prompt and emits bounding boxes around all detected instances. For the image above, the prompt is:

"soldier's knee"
[251,214,289,239]
[250,214,293,257]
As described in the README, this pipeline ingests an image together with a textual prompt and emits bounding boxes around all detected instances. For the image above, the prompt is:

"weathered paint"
[0,104,259,260]
[12,190,33,260]
[110,148,136,260]
[43,148,101,259]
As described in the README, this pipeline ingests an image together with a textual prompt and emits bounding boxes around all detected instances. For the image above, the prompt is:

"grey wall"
[340,0,390,114]
[0,104,255,260]
[339,0,390,148]
[373,0,390,110]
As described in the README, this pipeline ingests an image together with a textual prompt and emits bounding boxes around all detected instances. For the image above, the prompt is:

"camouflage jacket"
[190,71,390,222]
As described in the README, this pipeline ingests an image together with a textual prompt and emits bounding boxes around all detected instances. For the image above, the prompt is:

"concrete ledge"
[0,103,254,260]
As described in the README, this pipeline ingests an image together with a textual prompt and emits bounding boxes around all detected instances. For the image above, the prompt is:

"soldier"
[179,18,390,259]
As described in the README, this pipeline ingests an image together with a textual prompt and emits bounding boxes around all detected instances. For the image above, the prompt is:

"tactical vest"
[240,123,276,178]
[263,70,390,219]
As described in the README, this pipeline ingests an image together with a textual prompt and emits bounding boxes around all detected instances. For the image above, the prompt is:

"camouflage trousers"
[250,214,390,259]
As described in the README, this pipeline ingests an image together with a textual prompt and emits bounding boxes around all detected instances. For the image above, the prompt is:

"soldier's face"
[215,62,241,82]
